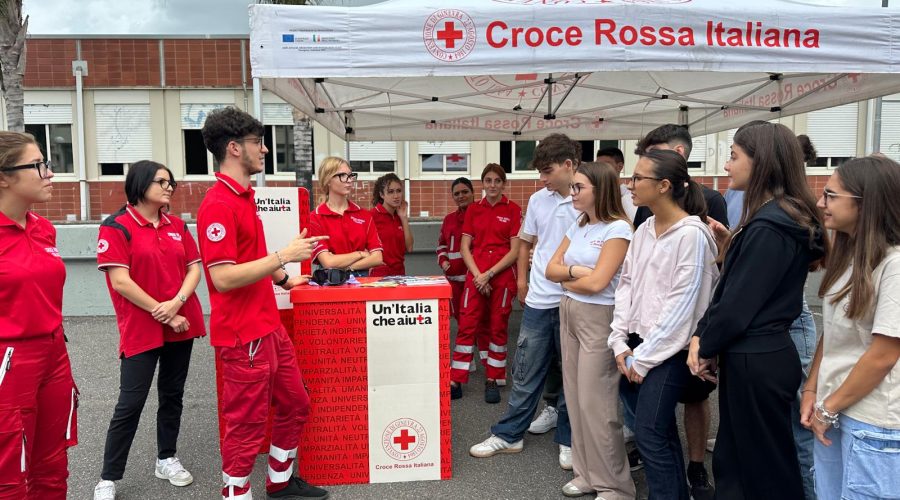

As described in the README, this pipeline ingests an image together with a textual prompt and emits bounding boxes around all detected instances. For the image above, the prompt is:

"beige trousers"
[560,296,635,500]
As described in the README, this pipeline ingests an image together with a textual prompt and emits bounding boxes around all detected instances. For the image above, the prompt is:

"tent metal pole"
[403,142,411,218]
[253,77,266,187]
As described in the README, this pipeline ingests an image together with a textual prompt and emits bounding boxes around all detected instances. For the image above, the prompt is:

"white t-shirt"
[620,184,637,222]
[818,247,900,429]
[562,219,633,305]
[520,188,579,309]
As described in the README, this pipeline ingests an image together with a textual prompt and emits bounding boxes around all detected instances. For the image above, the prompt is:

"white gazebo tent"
[249,0,900,146]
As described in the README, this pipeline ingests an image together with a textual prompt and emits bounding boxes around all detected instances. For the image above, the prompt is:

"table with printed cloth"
[289,277,452,485]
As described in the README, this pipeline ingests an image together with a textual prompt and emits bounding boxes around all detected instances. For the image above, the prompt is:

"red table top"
[290,276,452,303]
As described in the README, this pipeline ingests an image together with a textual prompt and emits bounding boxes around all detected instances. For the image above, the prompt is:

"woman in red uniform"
[369,173,413,277]
[438,177,475,320]
[92,161,206,500]
[309,157,383,276]
[0,131,77,499]
[450,164,522,404]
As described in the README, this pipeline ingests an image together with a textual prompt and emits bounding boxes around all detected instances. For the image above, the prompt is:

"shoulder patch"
[206,223,226,242]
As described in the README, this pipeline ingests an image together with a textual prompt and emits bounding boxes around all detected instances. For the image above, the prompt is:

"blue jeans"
[491,305,571,446]
[790,300,818,500]
[814,415,900,500]
[620,351,691,500]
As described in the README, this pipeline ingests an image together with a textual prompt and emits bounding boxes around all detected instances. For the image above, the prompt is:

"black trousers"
[101,339,194,481]
[713,347,804,500]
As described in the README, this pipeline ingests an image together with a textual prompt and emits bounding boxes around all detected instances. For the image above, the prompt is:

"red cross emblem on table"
[393,429,416,451]
[417,315,425,323]
[436,21,463,49]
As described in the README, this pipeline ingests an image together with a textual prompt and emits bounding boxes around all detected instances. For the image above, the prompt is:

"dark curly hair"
[532,133,581,170]
[201,107,265,163]
[372,173,403,206]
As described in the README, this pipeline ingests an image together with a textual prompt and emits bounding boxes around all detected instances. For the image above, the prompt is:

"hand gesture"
[517,282,529,305]
[441,261,451,272]
[151,298,182,323]
[706,217,731,252]
[615,350,633,376]
[167,315,190,333]
[282,229,329,262]
[398,200,409,220]
[282,275,310,290]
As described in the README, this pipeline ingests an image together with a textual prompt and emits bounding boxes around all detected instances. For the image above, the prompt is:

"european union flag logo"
[282,34,294,43]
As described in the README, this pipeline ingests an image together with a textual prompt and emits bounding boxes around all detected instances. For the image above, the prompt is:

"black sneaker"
[450,383,462,400]
[484,380,501,404]
[628,448,644,471]
[267,476,329,499]
[688,465,715,500]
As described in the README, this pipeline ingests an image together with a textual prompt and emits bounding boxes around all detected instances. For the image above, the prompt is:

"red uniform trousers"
[216,326,310,499]
[0,328,77,500]
[451,267,515,383]
[448,279,465,321]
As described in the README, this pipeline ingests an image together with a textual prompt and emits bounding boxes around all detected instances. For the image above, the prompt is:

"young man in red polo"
[198,107,329,500]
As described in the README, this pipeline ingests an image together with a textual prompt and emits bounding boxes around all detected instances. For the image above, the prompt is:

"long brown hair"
[576,161,628,227]
[724,122,827,270]
[818,156,900,319]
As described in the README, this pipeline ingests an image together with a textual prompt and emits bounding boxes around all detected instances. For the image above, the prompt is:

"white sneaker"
[93,480,116,500]
[707,438,716,453]
[496,378,507,387]
[155,457,194,487]
[559,444,573,470]
[623,425,635,444]
[562,480,590,497]
[469,435,524,458]
[528,404,558,434]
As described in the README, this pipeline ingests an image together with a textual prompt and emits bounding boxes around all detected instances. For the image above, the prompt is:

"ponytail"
[681,179,708,223]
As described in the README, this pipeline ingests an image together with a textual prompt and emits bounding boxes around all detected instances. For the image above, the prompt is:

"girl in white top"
[801,155,900,500]
[545,162,634,499]
[606,149,719,499]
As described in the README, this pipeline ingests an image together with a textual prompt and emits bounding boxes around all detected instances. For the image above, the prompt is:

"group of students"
[442,127,900,500]
[2,110,899,499]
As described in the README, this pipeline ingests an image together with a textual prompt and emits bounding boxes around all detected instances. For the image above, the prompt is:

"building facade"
[6,35,895,223]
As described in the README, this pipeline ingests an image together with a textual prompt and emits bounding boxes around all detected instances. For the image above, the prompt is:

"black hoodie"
[694,200,825,358]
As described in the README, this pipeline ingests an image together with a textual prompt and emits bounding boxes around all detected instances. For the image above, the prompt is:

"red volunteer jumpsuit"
[451,196,521,383]
[369,203,406,277]
[198,173,310,499]
[97,206,206,356]
[0,211,77,500]
[308,201,382,269]
[437,207,467,320]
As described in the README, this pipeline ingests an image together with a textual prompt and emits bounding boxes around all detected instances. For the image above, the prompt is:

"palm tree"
[0,0,27,132]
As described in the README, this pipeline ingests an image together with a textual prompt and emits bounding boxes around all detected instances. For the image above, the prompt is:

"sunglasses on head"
[311,268,352,286]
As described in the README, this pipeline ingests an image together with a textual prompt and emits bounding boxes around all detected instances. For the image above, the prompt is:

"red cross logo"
[97,238,109,254]
[393,429,416,451]
[206,222,226,242]
[446,154,465,163]
[437,21,464,49]
[417,315,424,323]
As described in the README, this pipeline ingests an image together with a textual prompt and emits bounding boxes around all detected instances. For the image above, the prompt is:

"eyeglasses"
[333,172,359,183]
[570,183,592,195]
[154,178,177,191]
[235,136,264,146]
[1,160,52,179]
[821,189,861,207]
[627,174,663,185]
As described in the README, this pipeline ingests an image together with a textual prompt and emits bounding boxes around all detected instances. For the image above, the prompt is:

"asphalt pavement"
[64,305,824,499]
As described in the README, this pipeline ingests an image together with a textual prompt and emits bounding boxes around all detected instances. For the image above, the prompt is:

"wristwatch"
[274,273,290,287]
[177,294,187,303]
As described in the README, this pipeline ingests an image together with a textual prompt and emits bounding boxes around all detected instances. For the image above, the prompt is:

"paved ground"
[65,304,824,499]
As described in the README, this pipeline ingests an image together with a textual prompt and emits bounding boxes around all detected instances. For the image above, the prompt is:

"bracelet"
[274,273,290,287]
[802,389,817,394]
[814,400,840,428]
[274,250,287,271]
[568,265,575,279]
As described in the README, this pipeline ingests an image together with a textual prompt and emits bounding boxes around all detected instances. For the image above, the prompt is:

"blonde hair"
[317,156,350,198]
[0,131,38,174]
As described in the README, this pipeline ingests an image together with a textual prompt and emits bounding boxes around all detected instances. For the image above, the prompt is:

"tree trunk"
[0,2,27,132]
[292,107,315,207]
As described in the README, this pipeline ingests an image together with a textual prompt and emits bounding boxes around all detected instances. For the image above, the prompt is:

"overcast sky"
[24,0,383,35]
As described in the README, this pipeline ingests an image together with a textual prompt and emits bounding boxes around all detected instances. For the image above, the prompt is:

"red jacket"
[437,207,468,282]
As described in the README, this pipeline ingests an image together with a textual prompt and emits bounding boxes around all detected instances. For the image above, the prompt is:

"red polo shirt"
[309,201,383,265]
[369,203,406,277]
[97,206,206,357]
[438,207,468,281]
[198,173,281,347]
[461,195,522,267]
[0,211,66,340]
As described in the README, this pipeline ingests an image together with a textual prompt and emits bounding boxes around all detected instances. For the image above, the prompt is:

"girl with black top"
[688,122,827,499]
